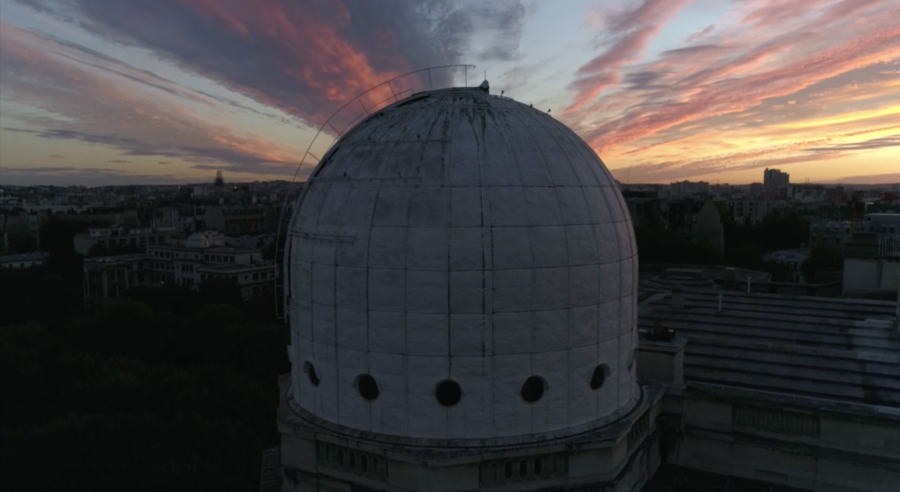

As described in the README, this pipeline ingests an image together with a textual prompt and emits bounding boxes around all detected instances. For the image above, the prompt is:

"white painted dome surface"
[287,88,639,442]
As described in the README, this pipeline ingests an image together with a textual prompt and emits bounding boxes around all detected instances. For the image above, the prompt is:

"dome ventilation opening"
[520,376,545,403]
[590,364,610,390]
[356,374,380,401]
[304,361,320,387]
[435,380,462,407]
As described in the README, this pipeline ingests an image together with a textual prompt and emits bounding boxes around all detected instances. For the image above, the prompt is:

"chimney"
[670,288,685,309]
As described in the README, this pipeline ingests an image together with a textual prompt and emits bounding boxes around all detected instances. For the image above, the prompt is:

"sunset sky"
[1,0,898,186]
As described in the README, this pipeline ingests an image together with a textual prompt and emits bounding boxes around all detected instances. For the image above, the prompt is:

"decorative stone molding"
[283,466,318,487]
[315,441,388,482]
[290,230,356,243]
[628,411,651,450]
[733,405,819,437]
[478,453,567,487]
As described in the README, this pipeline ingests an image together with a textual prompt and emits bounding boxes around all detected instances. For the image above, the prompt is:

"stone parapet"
[638,335,687,384]
[275,375,666,491]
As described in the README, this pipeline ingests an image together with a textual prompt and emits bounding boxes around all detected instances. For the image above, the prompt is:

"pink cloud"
[576,3,900,153]
[565,0,690,113]
[686,23,715,43]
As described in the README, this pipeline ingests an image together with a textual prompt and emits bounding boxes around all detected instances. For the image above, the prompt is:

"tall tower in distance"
[213,170,225,197]
[763,167,790,188]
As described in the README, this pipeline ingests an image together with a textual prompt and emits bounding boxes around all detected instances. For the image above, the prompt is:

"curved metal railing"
[273,64,477,319]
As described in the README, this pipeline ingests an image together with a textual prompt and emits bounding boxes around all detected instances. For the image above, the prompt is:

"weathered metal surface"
[641,291,900,407]
[286,87,639,440]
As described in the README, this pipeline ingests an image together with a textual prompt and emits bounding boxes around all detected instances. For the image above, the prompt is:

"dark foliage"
[5,233,38,254]
[87,242,142,257]
[634,208,811,275]
[721,209,811,269]
[0,274,288,491]
[801,245,843,282]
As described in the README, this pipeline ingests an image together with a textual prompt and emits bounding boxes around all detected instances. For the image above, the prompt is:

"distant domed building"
[273,83,657,491]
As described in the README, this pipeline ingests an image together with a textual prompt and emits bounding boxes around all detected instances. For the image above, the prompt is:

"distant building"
[809,220,853,249]
[153,207,182,229]
[669,180,710,195]
[202,206,267,236]
[762,248,808,282]
[841,231,900,294]
[3,213,45,243]
[82,253,151,305]
[730,198,783,224]
[0,251,48,269]
[224,233,277,250]
[622,190,662,228]
[763,168,790,188]
[196,262,276,297]
[73,226,181,256]
[83,231,276,305]
[192,185,211,198]
[863,213,900,235]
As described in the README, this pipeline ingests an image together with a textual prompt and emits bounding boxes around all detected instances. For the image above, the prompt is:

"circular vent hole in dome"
[590,364,610,390]
[357,374,379,401]
[435,380,462,407]
[304,361,320,387]
[520,376,545,403]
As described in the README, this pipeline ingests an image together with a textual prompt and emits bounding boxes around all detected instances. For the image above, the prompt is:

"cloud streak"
[17,0,525,127]
[566,0,900,182]
[1,25,303,176]
[566,0,691,113]
[4,0,898,184]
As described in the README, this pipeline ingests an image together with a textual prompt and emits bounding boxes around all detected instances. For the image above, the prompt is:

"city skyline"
[1,0,899,187]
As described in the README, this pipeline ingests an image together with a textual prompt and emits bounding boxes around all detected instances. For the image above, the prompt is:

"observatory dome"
[286,86,639,443]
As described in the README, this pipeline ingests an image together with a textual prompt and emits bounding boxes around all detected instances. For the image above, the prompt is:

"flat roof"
[640,290,900,408]
[0,251,48,263]
[83,253,147,265]
[148,244,261,253]
[197,262,275,273]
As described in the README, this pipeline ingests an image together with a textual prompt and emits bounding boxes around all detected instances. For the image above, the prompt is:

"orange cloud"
[566,0,900,183]
[171,0,409,126]
[565,0,690,113]
[581,18,900,151]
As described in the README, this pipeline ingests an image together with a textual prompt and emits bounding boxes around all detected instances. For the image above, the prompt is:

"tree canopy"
[801,246,844,283]
[0,277,288,491]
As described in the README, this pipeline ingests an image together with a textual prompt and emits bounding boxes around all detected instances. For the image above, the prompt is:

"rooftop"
[640,290,900,408]
[83,253,148,266]
[149,244,261,254]
[197,262,275,273]
[0,251,48,264]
